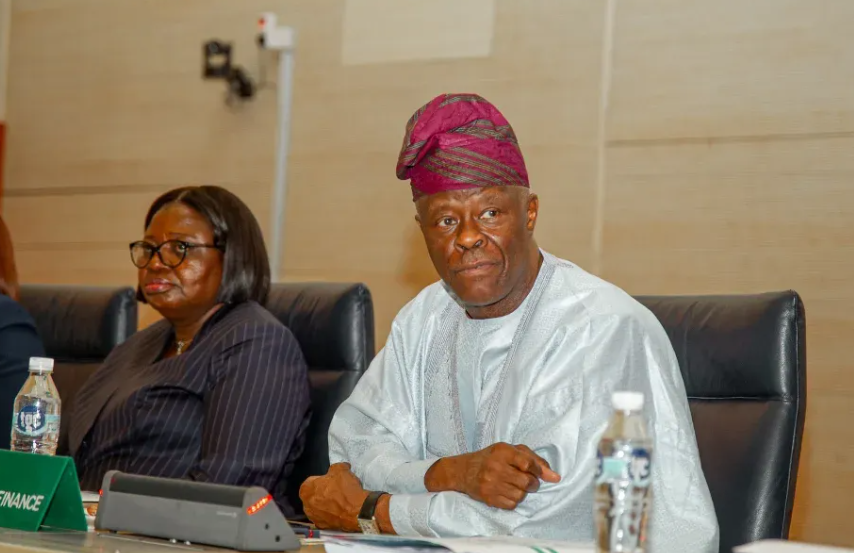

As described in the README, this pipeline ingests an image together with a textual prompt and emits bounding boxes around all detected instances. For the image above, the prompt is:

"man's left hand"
[299,463,369,532]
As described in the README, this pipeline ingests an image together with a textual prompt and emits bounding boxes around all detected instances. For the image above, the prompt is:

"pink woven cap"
[395,93,529,201]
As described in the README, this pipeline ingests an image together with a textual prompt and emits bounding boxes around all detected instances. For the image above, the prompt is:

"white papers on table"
[735,540,854,553]
[81,491,100,503]
[321,533,591,553]
[431,537,591,553]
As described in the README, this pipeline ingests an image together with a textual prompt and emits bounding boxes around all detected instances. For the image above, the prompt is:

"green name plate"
[0,449,87,532]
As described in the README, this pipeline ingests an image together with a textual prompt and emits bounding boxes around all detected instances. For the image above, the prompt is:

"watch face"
[358,518,381,535]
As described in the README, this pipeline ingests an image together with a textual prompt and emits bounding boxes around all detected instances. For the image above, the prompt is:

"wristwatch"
[357,491,387,534]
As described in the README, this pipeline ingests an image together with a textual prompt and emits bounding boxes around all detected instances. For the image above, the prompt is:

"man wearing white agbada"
[299,93,718,553]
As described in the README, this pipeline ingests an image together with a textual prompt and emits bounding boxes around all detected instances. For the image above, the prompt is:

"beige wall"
[0,0,9,200]
[0,0,9,121]
[2,0,853,546]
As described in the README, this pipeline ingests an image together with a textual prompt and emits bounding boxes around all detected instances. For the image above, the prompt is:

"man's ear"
[526,193,539,231]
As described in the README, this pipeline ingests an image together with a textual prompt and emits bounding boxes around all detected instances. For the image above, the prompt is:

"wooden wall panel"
[14,248,135,287]
[4,185,272,247]
[0,0,8,202]
[3,0,604,335]
[608,0,854,142]
[6,0,280,192]
[605,0,854,546]
[281,0,605,296]
[0,0,9,119]
[0,123,5,203]
[4,193,155,246]
[602,139,854,544]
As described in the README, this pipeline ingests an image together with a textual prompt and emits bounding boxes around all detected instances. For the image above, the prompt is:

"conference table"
[0,529,322,553]
[3,529,845,553]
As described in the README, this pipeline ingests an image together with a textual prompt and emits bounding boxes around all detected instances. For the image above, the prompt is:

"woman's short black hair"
[136,185,271,306]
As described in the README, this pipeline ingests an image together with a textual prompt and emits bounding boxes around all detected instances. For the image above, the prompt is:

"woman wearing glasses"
[67,185,310,517]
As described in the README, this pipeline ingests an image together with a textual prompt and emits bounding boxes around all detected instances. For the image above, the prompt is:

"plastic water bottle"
[10,357,61,455]
[594,391,653,553]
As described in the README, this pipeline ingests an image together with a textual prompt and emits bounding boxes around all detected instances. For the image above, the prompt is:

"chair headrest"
[18,285,138,362]
[635,291,805,400]
[265,282,374,373]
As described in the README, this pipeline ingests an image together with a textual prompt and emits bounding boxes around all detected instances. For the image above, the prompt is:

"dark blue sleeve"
[187,322,311,493]
[0,321,46,449]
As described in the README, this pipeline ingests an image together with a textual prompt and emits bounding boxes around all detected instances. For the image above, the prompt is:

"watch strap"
[358,490,387,521]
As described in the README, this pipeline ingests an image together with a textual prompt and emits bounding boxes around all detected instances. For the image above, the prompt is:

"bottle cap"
[612,391,644,411]
[28,357,54,374]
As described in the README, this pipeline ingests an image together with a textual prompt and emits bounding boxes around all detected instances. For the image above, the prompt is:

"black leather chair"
[264,282,375,515]
[636,291,806,553]
[17,284,138,454]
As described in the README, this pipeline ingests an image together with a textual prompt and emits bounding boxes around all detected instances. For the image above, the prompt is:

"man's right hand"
[424,442,561,510]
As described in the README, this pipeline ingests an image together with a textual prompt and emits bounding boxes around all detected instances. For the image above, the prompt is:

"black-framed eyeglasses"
[129,240,223,269]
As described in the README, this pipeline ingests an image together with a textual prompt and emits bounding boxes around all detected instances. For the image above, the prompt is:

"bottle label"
[12,406,59,437]
[595,448,652,488]
[595,448,652,553]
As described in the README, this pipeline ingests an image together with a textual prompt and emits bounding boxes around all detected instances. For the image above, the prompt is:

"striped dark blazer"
[68,300,310,516]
